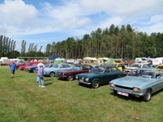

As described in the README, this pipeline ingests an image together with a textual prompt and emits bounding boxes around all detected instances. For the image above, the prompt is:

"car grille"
[115,85,133,90]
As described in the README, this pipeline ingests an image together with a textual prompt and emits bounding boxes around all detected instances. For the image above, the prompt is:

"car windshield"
[90,66,105,73]
[52,64,59,68]
[128,69,154,78]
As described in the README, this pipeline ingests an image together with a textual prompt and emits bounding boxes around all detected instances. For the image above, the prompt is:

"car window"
[90,66,104,73]
[52,64,59,68]
[105,68,111,73]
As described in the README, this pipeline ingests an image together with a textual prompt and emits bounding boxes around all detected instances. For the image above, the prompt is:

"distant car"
[44,63,77,77]
[124,63,150,74]
[19,62,38,70]
[25,65,37,72]
[57,64,93,81]
[109,68,163,102]
[34,63,53,73]
[155,64,163,69]
[76,65,126,88]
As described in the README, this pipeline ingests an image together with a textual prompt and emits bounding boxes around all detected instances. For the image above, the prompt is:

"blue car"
[109,68,163,102]
[44,63,79,77]
[25,65,37,73]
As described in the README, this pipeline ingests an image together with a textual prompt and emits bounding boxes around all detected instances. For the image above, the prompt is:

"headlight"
[85,78,89,82]
[109,83,115,87]
[133,88,141,92]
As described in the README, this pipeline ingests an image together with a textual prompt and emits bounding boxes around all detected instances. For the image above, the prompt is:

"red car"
[19,62,39,70]
[57,64,93,81]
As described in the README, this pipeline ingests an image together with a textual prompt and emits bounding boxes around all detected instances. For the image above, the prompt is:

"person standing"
[36,61,45,82]
[9,61,16,78]
[37,65,45,88]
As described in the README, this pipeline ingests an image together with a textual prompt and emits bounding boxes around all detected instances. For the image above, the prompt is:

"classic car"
[114,63,125,71]
[19,61,38,70]
[34,63,53,73]
[124,63,150,74]
[57,64,93,81]
[155,64,163,69]
[25,65,37,72]
[15,60,26,69]
[44,63,78,77]
[76,65,126,88]
[109,68,163,102]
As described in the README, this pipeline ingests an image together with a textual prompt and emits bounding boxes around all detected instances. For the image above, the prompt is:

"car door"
[149,71,163,92]
[101,67,116,84]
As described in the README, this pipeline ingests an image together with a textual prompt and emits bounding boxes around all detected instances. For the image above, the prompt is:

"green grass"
[0,66,163,122]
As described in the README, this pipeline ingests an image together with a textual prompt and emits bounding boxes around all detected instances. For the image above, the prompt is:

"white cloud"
[0,0,163,46]
[0,0,39,35]
[138,14,163,34]
[99,17,123,29]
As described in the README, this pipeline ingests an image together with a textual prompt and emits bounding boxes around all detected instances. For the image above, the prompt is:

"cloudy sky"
[0,0,163,52]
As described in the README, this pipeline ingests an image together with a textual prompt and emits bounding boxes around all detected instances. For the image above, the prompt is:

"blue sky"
[0,0,163,52]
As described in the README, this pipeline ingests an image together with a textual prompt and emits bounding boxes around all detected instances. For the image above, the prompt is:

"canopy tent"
[48,56,61,60]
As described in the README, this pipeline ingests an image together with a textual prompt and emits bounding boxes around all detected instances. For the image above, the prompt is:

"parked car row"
[18,61,163,102]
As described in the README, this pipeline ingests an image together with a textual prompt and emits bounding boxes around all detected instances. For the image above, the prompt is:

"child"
[37,65,45,87]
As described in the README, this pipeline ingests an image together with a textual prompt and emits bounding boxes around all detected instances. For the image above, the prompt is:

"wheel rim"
[93,81,99,88]
[146,92,151,100]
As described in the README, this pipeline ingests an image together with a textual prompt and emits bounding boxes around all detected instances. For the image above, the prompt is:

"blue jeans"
[38,75,44,86]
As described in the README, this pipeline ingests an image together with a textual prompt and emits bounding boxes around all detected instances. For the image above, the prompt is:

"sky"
[0,0,163,52]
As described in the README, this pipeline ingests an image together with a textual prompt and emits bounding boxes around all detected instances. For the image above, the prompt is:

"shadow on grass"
[77,82,108,89]
[44,78,55,86]
[44,82,53,86]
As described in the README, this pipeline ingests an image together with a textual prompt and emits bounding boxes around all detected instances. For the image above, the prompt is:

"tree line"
[1,24,163,60]
[45,24,163,60]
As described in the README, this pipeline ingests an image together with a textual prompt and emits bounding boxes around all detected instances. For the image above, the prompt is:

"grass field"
[0,66,163,122]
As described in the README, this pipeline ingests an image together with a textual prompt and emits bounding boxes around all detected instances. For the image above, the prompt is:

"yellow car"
[156,64,163,69]
[114,63,125,71]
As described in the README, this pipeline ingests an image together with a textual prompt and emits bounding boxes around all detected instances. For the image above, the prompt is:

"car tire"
[91,80,99,88]
[143,89,152,102]
[50,72,55,77]
[67,75,74,81]
[114,90,117,95]
[79,82,82,85]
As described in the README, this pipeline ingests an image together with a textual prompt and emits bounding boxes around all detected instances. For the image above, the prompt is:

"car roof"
[133,67,160,71]
[97,64,117,68]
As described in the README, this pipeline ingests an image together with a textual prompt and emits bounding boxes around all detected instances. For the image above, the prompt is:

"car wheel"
[143,89,152,102]
[91,80,99,88]
[67,75,74,81]
[50,72,55,77]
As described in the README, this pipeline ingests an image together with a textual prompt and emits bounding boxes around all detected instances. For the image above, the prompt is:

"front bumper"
[110,86,144,96]
[78,80,91,85]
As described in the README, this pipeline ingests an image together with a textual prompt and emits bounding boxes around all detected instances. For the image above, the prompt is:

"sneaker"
[41,86,45,88]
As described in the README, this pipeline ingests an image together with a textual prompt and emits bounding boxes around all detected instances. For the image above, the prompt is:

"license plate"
[117,91,129,97]
[79,79,83,82]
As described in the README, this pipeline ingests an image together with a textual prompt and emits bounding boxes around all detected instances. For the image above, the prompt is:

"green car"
[76,65,126,88]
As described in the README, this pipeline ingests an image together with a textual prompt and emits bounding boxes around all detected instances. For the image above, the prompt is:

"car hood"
[44,68,59,72]
[77,72,102,78]
[111,76,154,88]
